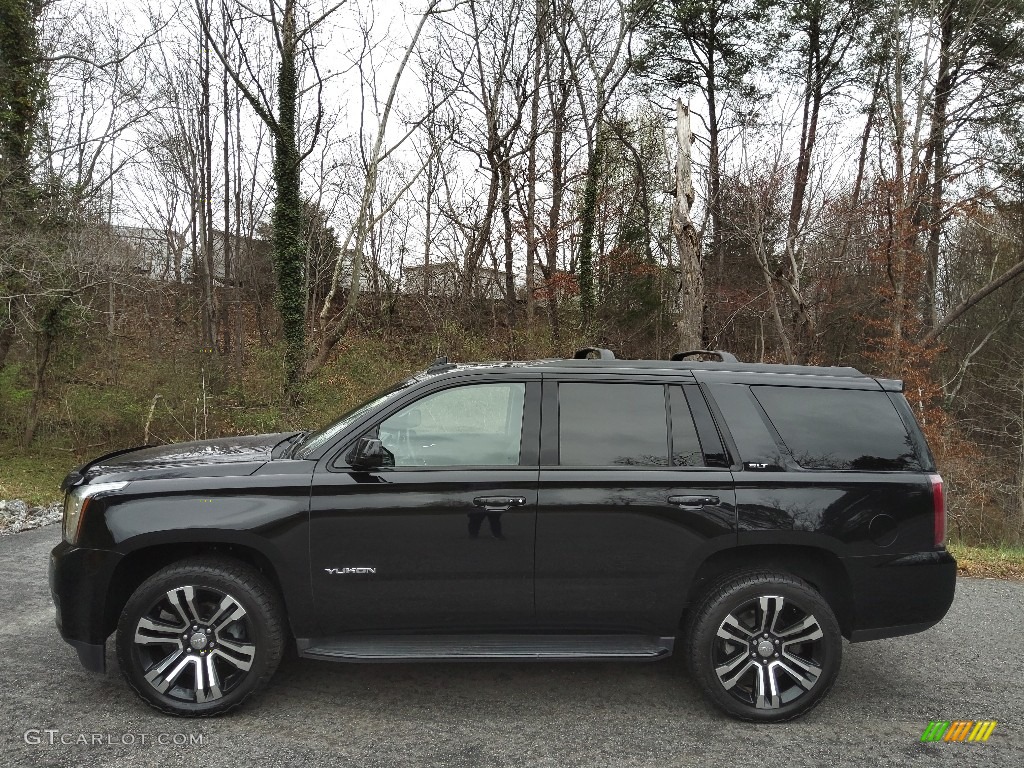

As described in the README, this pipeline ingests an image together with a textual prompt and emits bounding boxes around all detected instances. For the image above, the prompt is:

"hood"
[64,432,297,487]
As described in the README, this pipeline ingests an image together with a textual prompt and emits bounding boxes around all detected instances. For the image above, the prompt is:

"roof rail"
[671,349,740,363]
[572,347,616,360]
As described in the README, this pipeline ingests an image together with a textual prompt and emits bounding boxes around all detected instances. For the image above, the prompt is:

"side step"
[298,634,674,663]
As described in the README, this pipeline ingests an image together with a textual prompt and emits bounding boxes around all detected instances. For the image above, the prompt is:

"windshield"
[293,379,416,458]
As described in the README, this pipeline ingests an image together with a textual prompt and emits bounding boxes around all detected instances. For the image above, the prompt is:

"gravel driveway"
[1,524,1019,767]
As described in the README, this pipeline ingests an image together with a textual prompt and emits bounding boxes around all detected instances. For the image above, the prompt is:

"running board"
[297,634,674,663]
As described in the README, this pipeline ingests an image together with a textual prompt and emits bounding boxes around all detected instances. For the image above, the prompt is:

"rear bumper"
[49,541,123,672]
[844,549,957,642]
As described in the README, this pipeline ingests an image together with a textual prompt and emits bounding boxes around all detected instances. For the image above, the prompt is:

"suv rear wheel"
[685,571,841,722]
[115,557,285,717]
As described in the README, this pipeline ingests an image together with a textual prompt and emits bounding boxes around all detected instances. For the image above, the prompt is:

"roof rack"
[572,347,616,360]
[671,349,740,363]
[427,355,456,372]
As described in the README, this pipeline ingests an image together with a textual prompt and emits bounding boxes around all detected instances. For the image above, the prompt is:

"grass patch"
[0,448,74,506]
[949,542,1024,580]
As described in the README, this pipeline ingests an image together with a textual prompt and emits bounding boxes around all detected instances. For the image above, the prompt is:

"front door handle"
[473,496,527,511]
[668,495,720,508]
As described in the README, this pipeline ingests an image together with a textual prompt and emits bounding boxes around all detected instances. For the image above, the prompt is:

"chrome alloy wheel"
[132,585,256,704]
[712,595,825,710]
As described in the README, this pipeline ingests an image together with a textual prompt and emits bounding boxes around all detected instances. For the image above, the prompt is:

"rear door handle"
[473,496,527,511]
[668,495,720,508]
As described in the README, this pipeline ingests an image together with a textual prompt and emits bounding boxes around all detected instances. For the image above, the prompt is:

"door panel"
[535,469,735,632]
[310,470,537,635]
[535,379,736,634]
[309,379,540,637]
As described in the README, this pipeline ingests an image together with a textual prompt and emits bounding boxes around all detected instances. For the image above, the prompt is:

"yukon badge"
[324,566,377,575]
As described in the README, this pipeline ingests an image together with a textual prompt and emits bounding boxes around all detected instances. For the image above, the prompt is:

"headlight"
[63,481,129,544]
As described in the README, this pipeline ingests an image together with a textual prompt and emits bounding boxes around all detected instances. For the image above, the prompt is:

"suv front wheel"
[685,571,842,722]
[116,557,285,717]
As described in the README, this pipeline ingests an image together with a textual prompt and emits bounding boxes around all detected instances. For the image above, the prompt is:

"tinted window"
[709,384,787,468]
[669,387,704,467]
[682,385,730,467]
[558,383,668,467]
[889,392,935,470]
[378,383,525,466]
[752,386,922,471]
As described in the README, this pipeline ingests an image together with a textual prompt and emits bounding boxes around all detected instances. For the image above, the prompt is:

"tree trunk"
[233,77,244,371]
[1018,367,1024,541]
[671,101,703,350]
[544,72,569,347]
[23,307,59,446]
[524,0,544,327]
[273,0,307,393]
[578,125,602,330]
[0,311,15,367]
[0,0,43,212]
[221,13,232,358]
[197,0,217,352]
[500,162,516,341]
[924,2,955,331]
[706,47,722,283]
[836,61,883,266]
[424,154,433,297]
[463,155,502,304]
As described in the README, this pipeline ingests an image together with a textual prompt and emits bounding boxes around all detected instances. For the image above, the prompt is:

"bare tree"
[199,0,344,393]
[553,0,636,329]
[306,0,461,377]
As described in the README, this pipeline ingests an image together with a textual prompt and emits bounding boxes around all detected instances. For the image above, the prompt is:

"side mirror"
[350,437,385,470]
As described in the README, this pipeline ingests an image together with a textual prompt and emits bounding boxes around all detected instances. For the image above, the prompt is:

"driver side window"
[377,382,526,467]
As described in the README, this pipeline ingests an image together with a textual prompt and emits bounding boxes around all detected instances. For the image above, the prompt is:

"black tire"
[684,570,841,722]
[116,557,285,717]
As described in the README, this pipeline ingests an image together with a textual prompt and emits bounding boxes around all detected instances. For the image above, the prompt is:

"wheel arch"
[104,541,293,641]
[681,545,854,638]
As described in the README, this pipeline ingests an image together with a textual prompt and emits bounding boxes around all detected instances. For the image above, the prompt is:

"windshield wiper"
[285,430,311,458]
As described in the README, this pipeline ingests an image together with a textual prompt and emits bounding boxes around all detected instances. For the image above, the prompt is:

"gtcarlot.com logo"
[24,729,205,747]
[920,720,998,743]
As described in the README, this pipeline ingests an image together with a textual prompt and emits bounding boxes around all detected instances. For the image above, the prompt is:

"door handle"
[667,495,720,508]
[473,496,527,511]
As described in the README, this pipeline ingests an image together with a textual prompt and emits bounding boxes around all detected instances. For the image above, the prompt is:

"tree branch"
[923,257,1024,344]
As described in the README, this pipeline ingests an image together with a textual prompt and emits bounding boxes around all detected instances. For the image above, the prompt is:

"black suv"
[49,349,956,721]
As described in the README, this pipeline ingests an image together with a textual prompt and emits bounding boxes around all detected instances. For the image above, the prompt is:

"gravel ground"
[1,523,1019,767]
[0,499,62,535]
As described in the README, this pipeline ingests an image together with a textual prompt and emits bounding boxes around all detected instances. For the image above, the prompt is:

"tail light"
[930,474,945,547]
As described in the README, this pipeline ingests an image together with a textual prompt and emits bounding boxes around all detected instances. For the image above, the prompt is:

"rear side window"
[558,383,669,467]
[708,384,787,469]
[752,387,922,471]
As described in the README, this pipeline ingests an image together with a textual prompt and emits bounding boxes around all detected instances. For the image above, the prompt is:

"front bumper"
[845,549,957,642]
[49,541,124,672]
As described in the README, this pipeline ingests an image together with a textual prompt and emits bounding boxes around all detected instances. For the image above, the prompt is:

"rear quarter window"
[751,386,923,471]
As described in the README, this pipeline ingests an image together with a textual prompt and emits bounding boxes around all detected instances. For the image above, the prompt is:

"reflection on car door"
[535,379,736,634]
[309,378,540,636]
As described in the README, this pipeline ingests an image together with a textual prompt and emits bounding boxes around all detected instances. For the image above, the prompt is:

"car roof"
[418,358,868,379]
